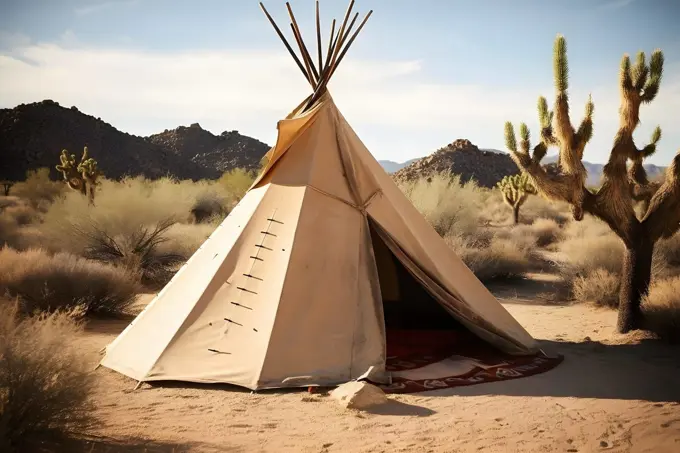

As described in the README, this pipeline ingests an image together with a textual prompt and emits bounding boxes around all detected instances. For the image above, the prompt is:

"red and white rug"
[376,330,563,394]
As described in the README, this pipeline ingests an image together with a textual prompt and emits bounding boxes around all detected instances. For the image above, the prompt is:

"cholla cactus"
[56,146,100,204]
[504,34,672,334]
[497,173,537,224]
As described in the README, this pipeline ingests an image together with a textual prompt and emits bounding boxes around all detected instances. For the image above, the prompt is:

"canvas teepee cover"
[100,1,540,391]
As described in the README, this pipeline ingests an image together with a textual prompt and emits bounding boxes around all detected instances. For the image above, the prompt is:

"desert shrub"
[0,301,95,451]
[494,218,564,251]
[480,190,569,226]
[3,203,39,226]
[446,234,532,282]
[642,277,680,342]
[527,218,563,247]
[398,173,483,238]
[572,269,620,308]
[0,247,139,316]
[161,222,216,258]
[652,233,680,280]
[218,168,256,202]
[191,191,229,223]
[75,219,186,288]
[12,168,65,209]
[557,216,623,279]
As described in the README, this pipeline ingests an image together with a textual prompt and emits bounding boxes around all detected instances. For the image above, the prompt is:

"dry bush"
[75,219,187,288]
[446,234,532,282]
[495,218,564,251]
[217,168,256,202]
[557,216,623,278]
[0,247,139,316]
[12,168,65,209]
[642,277,680,343]
[572,269,620,308]
[0,300,95,451]
[3,202,39,226]
[162,222,216,258]
[480,191,570,226]
[652,233,680,280]
[191,191,230,223]
[398,173,483,238]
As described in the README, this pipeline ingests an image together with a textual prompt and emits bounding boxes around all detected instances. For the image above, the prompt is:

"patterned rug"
[376,329,563,394]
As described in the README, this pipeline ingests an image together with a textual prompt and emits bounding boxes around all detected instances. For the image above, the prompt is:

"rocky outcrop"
[0,100,270,182]
[147,125,269,173]
[392,139,519,188]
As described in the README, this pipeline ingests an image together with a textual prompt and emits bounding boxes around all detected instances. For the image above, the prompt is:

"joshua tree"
[1,180,14,196]
[497,173,537,224]
[504,34,675,333]
[56,146,101,204]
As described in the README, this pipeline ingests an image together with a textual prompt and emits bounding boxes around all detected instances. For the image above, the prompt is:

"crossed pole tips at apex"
[258,1,373,111]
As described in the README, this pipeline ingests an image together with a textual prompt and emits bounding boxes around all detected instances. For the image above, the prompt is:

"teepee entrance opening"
[370,224,462,332]
[367,220,493,366]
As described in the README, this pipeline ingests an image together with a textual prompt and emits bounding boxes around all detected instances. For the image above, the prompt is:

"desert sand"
[69,273,680,453]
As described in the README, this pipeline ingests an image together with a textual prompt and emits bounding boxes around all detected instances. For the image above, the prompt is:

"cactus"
[1,180,14,196]
[56,146,100,204]
[497,173,537,224]
[503,35,673,333]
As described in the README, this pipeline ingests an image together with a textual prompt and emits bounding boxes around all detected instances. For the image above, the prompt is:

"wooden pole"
[286,2,320,82]
[322,19,337,76]
[316,1,323,73]
[259,2,313,86]
[327,10,373,80]
[290,23,317,84]
[328,0,355,69]
[303,9,372,111]
[327,12,358,73]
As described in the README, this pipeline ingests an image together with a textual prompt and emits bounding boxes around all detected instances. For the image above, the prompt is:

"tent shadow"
[366,400,436,417]
[422,339,680,403]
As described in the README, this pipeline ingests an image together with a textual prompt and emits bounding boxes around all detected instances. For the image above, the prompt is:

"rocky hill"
[0,100,270,182]
[392,139,519,188]
[147,123,269,173]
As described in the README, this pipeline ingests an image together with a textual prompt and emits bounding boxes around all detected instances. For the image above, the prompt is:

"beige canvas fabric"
[100,92,539,390]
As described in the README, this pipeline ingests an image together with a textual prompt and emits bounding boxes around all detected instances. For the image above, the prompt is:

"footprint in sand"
[230,423,252,428]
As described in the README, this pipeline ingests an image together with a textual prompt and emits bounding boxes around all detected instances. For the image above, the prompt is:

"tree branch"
[643,150,680,241]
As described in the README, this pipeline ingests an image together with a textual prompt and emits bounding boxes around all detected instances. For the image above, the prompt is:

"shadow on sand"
[426,338,680,403]
[25,434,228,453]
[365,399,436,417]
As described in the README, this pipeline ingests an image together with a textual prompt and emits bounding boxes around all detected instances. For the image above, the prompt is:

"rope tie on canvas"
[307,185,381,216]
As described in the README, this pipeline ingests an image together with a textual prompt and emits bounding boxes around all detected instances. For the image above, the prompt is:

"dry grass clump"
[0,300,95,452]
[398,173,483,238]
[217,168,256,202]
[161,222,217,258]
[494,218,564,250]
[75,219,186,288]
[480,191,570,226]
[191,190,230,223]
[652,233,680,280]
[0,247,139,316]
[446,234,533,282]
[11,168,65,209]
[557,217,623,279]
[572,269,620,309]
[642,277,680,343]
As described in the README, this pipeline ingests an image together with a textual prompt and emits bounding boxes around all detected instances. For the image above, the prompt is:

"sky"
[1,0,679,165]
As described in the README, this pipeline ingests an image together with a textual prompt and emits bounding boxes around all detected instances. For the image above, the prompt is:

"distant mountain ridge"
[379,148,666,187]
[0,100,270,182]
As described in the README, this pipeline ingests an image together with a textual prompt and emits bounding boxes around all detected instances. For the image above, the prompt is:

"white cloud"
[0,39,678,164]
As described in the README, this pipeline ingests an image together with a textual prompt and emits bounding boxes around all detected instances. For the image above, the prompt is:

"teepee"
[100,0,541,391]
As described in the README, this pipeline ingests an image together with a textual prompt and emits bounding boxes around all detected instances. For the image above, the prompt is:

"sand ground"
[66,273,680,453]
